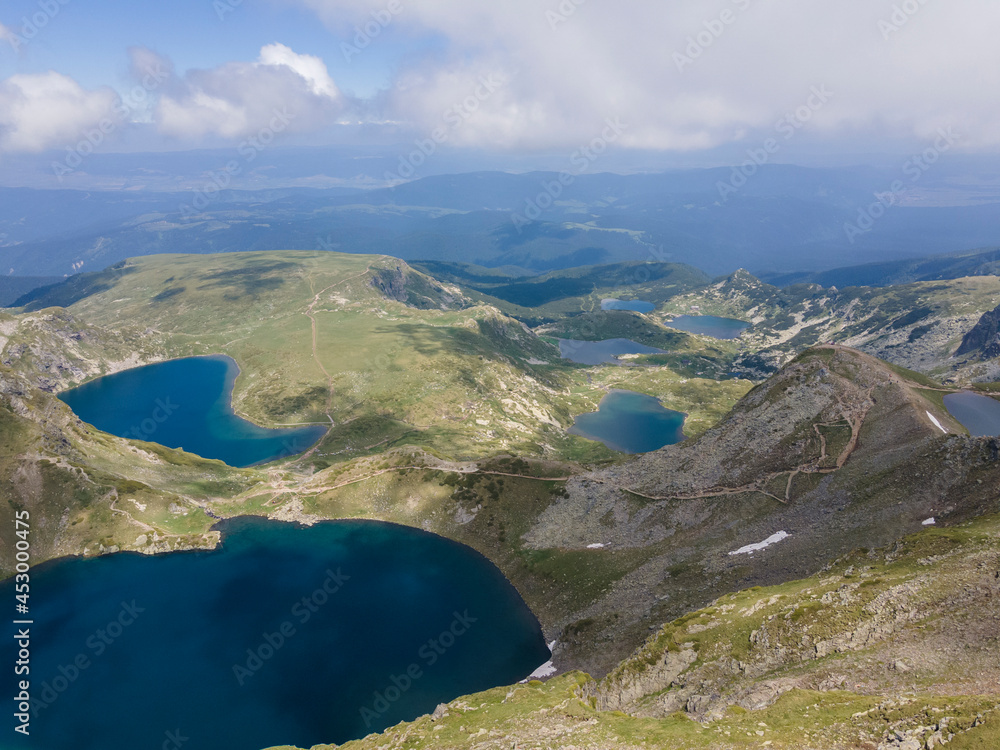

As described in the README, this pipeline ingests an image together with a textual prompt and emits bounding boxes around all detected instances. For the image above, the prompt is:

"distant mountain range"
[761,245,1000,288]
[5,164,1000,280]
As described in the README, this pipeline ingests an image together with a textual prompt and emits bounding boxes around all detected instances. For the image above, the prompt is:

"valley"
[6,7,1000,747]
[2,249,1000,749]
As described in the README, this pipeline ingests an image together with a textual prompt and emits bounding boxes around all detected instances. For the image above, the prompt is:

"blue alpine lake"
[943,391,1000,436]
[665,315,750,340]
[558,338,667,365]
[1,517,550,750]
[58,355,327,467]
[568,389,686,453]
[601,298,656,313]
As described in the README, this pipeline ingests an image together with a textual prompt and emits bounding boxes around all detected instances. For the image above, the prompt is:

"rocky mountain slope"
[258,350,1000,750]
[524,346,999,677]
[659,270,1000,383]
[957,303,1000,361]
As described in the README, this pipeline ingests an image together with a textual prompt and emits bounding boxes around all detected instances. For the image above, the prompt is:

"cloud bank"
[0,72,120,153]
[293,0,1000,151]
[156,43,343,140]
[2,2,999,155]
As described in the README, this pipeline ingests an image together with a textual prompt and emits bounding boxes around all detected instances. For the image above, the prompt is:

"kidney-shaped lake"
[1,518,550,750]
[58,355,327,467]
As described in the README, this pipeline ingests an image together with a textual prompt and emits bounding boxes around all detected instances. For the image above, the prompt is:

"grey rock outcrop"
[956,303,1000,359]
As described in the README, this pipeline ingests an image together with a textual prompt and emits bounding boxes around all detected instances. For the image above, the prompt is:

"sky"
[1,0,999,163]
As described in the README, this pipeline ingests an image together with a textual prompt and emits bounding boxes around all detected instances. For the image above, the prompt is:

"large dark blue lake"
[2,518,549,750]
[558,338,667,365]
[569,389,686,453]
[944,391,1000,436]
[665,315,750,340]
[58,355,326,467]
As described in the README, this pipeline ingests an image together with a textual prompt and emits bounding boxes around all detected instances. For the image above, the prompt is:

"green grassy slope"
[15,251,750,463]
[0,361,255,576]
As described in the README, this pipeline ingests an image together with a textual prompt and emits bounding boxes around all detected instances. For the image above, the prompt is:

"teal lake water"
[665,315,749,340]
[601,298,655,313]
[558,338,667,365]
[944,391,1000,436]
[58,355,327,467]
[1,518,550,750]
[568,390,686,453]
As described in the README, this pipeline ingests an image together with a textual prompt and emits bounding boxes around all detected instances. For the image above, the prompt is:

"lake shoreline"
[568,388,687,453]
[5,515,551,748]
[58,353,328,467]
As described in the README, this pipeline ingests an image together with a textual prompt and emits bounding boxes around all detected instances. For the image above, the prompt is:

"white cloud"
[258,43,338,98]
[155,43,342,140]
[292,0,1000,152]
[0,72,120,153]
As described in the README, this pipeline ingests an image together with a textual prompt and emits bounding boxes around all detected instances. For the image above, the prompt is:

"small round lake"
[58,355,327,467]
[558,338,667,366]
[943,391,1000,436]
[568,389,686,453]
[601,298,655,313]
[1,518,550,750]
[665,315,749,340]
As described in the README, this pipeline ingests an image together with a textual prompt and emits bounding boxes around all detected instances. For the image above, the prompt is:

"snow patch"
[926,411,948,434]
[728,531,790,556]
[922,517,936,526]
[523,640,558,681]
[526,661,557,679]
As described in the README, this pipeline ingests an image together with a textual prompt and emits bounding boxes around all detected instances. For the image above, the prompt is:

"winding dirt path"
[295,263,385,461]
[619,383,875,505]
